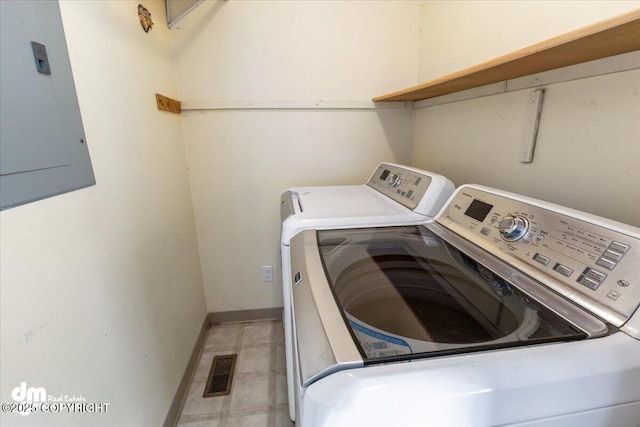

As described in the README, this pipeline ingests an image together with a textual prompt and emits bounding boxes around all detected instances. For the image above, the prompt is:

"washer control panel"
[437,185,640,327]
[366,164,433,210]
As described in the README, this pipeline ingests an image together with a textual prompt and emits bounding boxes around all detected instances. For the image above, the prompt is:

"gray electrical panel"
[1,1,95,210]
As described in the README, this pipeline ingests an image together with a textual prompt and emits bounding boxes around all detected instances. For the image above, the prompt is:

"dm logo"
[11,382,46,416]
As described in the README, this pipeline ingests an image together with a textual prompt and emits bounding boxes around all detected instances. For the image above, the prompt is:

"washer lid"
[317,225,606,364]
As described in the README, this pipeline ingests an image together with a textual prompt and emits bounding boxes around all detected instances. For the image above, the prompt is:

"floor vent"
[203,354,237,397]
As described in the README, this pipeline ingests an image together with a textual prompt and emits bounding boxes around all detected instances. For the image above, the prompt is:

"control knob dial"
[387,174,402,187]
[498,215,529,241]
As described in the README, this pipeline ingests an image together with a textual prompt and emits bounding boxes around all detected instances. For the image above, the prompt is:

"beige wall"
[0,1,206,426]
[413,3,640,227]
[419,1,640,82]
[172,0,421,102]
[413,70,640,227]
[171,0,418,312]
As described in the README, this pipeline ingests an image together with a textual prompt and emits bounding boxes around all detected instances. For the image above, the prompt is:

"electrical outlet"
[262,266,273,282]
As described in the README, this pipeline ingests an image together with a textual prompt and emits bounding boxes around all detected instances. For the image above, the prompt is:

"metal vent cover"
[203,354,237,397]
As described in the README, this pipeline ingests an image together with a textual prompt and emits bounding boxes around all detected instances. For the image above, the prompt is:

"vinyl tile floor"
[177,320,294,427]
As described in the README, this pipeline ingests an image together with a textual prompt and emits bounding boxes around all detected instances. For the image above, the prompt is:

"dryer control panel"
[366,164,433,210]
[436,185,640,329]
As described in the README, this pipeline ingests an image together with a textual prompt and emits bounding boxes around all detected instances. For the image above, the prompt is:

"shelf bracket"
[156,93,181,114]
[521,89,545,163]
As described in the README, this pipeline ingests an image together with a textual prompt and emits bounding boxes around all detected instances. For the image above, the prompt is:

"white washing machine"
[289,184,640,426]
[280,163,455,421]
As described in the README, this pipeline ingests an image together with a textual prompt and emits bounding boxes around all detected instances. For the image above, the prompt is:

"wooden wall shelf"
[373,10,640,102]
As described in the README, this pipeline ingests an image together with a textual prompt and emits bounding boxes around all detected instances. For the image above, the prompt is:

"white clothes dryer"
[280,163,455,421]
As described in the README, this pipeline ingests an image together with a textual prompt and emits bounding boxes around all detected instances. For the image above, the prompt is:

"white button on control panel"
[553,263,574,277]
[585,269,607,283]
[602,249,623,262]
[580,276,601,290]
[596,257,617,270]
[533,253,550,266]
[609,241,630,254]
